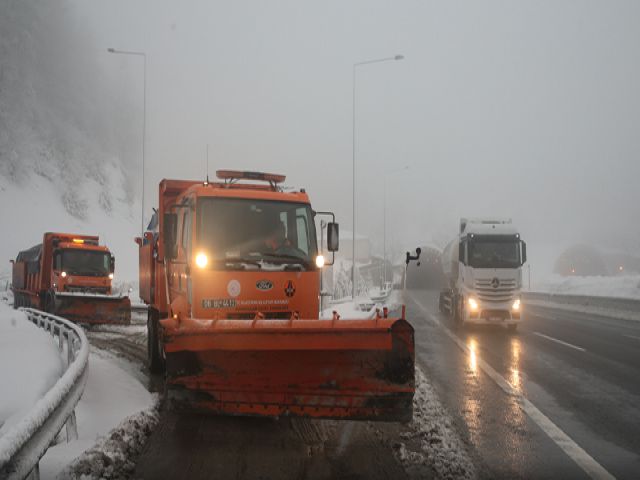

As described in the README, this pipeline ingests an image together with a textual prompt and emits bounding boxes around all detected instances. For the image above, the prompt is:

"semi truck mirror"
[134,237,142,247]
[163,213,178,259]
[521,241,527,265]
[458,242,465,264]
[327,222,339,252]
[110,255,115,273]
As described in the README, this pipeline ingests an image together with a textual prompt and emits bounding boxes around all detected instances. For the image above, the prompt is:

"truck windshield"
[197,198,318,269]
[56,249,111,276]
[468,238,521,268]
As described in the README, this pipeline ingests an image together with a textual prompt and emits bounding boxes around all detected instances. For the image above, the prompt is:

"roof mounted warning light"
[216,170,286,190]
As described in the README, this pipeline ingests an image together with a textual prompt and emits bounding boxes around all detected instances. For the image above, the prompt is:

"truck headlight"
[512,298,521,311]
[315,255,325,268]
[108,273,114,280]
[468,297,479,311]
[195,252,208,269]
[61,271,67,278]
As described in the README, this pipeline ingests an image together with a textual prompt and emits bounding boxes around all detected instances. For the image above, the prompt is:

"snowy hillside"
[0,0,139,282]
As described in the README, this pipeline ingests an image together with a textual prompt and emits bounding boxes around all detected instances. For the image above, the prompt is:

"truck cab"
[50,237,115,296]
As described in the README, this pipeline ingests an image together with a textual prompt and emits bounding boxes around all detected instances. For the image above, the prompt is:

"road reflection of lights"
[468,338,478,375]
[510,338,522,391]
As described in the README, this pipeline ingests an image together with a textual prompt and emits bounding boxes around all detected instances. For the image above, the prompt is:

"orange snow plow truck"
[137,171,415,421]
[11,233,131,325]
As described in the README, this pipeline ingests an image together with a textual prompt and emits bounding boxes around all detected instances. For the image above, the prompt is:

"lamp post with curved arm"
[351,54,404,299]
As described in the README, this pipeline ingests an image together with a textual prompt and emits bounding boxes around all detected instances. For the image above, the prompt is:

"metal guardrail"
[0,308,89,480]
[524,291,640,313]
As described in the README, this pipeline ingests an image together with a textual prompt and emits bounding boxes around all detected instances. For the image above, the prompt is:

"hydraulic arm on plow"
[137,171,415,421]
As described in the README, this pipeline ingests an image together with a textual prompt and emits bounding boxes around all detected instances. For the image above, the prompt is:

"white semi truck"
[438,218,527,330]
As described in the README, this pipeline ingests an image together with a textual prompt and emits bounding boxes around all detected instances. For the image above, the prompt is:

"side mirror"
[458,241,465,264]
[521,241,527,265]
[164,213,178,259]
[9,259,14,264]
[327,222,339,252]
[110,255,115,273]
[134,237,142,247]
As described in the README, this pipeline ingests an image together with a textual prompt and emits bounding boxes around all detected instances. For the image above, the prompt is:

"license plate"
[202,299,237,309]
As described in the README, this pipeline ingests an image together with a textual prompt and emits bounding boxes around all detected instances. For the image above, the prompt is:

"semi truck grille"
[474,278,517,302]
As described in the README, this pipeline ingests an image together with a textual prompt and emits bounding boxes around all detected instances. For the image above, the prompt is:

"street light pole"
[351,54,404,299]
[108,48,147,237]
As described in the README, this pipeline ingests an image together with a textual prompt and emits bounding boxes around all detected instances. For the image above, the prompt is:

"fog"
[6,0,640,276]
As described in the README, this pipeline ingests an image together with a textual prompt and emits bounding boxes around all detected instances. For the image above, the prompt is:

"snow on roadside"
[0,303,63,436]
[392,366,476,480]
[56,402,159,480]
[39,348,156,479]
[532,274,640,299]
[525,299,640,322]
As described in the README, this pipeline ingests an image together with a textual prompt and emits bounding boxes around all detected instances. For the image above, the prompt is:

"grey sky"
[71,0,640,264]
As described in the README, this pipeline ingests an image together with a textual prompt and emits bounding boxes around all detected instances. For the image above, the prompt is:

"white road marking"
[533,332,587,352]
[623,334,640,341]
[410,295,616,480]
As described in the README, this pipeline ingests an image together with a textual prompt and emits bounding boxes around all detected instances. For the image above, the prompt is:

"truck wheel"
[454,297,465,329]
[148,310,166,374]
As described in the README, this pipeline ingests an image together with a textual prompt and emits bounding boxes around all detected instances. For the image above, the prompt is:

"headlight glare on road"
[512,298,521,311]
[468,297,479,311]
[195,252,208,269]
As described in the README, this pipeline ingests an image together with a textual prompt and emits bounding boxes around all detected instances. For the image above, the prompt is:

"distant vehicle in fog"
[439,218,527,331]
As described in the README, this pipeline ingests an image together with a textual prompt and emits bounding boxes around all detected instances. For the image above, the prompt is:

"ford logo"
[256,280,273,291]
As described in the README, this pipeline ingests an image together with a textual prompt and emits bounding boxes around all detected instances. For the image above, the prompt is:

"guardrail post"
[65,410,78,442]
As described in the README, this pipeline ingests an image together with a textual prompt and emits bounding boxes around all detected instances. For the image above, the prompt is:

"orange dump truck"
[11,233,131,325]
[138,171,415,421]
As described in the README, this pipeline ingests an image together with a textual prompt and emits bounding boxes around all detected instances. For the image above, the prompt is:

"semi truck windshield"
[468,239,521,268]
[197,198,318,268]
[56,249,111,276]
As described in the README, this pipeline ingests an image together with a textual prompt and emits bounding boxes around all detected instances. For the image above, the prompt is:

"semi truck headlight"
[195,252,208,269]
[512,298,521,311]
[315,255,325,268]
[61,271,67,278]
[108,273,114,280]
[468,297,479,311]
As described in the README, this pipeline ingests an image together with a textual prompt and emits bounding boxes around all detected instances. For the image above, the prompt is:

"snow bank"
[392,366,476,480]
[0,304,63,436]
[39,349,156,479]
[532,274,640,299]
[57,405,159,480]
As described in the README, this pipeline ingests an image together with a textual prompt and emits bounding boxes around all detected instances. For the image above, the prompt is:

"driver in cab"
[264,222,291,252]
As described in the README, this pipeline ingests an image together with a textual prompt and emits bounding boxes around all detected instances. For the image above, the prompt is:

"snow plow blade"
[54,293,131,325]
[161,316,415,422]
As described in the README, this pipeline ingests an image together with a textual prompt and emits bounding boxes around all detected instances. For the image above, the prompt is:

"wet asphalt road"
[405,289,640,479]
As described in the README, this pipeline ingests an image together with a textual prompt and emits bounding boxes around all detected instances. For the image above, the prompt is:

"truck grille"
[474,278,517,302]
